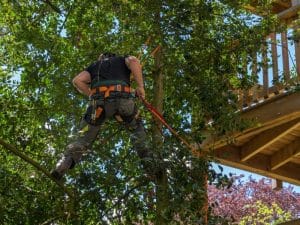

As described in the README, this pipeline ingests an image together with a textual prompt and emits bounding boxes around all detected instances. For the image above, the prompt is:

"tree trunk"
[152,46,169,225]
[150,5,169,222]
[191,110,209,224]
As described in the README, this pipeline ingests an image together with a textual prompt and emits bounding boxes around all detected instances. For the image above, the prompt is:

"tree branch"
[43,0,61,14]
[39,216,62,225]
[0,138,74,198]
[102,178,148,218]
[58,0,76,34]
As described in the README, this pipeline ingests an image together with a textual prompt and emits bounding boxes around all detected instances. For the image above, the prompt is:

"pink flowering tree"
[208,175,300,224]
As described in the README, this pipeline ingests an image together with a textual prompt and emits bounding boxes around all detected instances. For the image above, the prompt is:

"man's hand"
[136,86,145,99]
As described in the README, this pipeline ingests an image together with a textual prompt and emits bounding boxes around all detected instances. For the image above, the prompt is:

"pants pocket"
[118,99,135,117]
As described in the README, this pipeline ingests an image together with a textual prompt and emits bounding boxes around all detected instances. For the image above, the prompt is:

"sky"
[213,163,300,192]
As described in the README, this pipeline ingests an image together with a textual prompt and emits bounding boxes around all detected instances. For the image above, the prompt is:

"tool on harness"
[91,99,104,122]
[87,98,104,125]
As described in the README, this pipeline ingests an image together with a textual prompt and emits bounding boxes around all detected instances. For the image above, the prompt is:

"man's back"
[86,56,131,88]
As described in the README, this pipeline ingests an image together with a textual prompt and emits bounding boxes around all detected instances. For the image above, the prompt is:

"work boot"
[51,156,75,181]
[50,170,63,181]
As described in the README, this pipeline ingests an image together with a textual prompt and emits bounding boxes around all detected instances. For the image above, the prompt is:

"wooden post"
[270,33,279,94]
[271,179,283,190]
[242,55,250,107]
[281,31,290,86]
[262,42,269,98]
[251,52,259,102]
[294,31,300,79]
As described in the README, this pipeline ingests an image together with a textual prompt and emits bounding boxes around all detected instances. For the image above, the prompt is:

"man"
[51,52,153,181]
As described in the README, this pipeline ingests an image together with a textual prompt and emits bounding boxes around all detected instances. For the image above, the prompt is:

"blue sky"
[213,163,300,192]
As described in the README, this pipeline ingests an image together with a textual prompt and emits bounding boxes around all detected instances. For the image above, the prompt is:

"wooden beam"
[215,145,270,173]
[241,121,300,161]
[245,1,291,15]
[203,92,300,153]
[278,3,300,20]
[273,161,300,184]
[237,113,300,143]
[274,0,291,8]
[271,138,300,169]
[272,179,283,190]
[242,91,300,124]
[202,111,300,153]
[214,146,300,186]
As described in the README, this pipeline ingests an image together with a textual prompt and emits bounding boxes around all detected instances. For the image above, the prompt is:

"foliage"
[208,176,300,224]
[239,201,291,225]
[0,0,278,224]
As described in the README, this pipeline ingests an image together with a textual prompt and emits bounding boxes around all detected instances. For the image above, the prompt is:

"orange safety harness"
[89,84,132,123]
[90,84,131,98]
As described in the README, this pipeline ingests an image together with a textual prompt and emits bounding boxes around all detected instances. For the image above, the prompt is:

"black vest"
[85,56,131,89]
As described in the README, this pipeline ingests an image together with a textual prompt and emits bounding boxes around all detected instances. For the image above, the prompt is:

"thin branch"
[0,31,10,36]
[102,179,148,217]
[43,0,61,14]
[58,0,76,34]
[0,138,74,198]
[39,216,62,225]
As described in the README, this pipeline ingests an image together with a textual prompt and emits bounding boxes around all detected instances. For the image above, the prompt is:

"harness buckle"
[116,84,122,92]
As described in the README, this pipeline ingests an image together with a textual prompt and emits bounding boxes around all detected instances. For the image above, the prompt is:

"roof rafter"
[240,121,300,162]
[214,146,300,186]
[271,138,300,170]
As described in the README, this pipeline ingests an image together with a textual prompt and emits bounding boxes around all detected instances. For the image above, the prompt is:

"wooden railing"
[238,28,300,109]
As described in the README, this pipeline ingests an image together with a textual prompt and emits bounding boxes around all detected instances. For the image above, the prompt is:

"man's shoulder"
[83,61,99,77]
[89,61,99,67]
[85,61,98,70]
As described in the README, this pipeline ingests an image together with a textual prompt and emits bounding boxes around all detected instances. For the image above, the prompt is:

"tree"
[239,201,291,225]
[208,176,300,224]
[0,0,277,224]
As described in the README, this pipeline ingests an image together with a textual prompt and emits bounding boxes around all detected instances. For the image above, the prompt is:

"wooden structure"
[204,0,300,187]
[245,0,300,22]
[278,219,300,225]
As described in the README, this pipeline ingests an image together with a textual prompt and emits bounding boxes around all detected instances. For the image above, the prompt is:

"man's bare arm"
[72,71,91,96]
[125,56,145,99]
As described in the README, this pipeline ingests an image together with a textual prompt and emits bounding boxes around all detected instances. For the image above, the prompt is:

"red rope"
[138,96,204,158]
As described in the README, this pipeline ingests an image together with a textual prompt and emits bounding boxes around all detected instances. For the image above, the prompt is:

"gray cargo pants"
[54,96,151,176]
